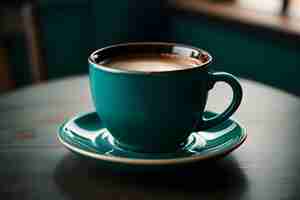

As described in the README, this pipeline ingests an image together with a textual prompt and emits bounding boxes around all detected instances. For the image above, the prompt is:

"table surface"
[1,76,300,200]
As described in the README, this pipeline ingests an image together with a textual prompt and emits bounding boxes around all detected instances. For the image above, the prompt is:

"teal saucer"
[58,111,246,169]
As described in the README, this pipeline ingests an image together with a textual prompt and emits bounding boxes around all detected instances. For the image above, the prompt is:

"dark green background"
[169,14,300,95]
[8,1,300,95]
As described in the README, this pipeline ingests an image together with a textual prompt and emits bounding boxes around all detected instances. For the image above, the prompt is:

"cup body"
[89,42,213,152]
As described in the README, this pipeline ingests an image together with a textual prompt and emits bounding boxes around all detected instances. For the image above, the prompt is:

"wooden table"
[1,76,300,199]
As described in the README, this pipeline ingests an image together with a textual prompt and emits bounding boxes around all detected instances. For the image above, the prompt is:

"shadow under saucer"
[54,153,248,200]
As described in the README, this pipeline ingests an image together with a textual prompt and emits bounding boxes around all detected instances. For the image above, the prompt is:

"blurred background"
[0,0,299,95]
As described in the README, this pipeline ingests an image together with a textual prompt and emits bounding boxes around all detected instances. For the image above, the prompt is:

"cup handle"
[196,72,243,130]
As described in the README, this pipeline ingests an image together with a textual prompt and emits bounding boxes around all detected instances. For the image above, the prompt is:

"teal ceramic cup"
[88,42,242,153]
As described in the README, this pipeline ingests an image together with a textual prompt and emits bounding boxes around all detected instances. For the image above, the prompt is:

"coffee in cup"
[104,53,203,72]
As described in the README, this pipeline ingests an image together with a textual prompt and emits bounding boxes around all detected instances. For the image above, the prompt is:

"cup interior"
[88,42,212,73]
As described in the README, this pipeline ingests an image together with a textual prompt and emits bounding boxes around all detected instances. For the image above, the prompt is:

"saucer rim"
[57,112,247,166]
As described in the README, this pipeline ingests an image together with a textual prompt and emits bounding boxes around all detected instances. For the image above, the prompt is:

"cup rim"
[88,42,213,74]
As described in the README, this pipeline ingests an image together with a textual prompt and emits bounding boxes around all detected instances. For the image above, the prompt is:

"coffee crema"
[103,53,204,72]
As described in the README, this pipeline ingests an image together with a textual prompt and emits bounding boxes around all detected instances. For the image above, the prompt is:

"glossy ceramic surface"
[58,111,246,168]
[88,42,243,152]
